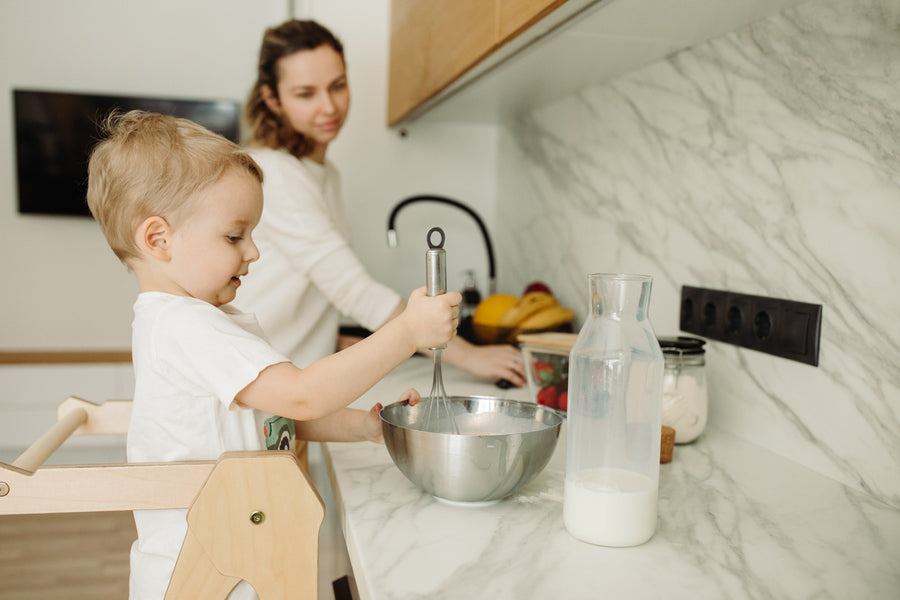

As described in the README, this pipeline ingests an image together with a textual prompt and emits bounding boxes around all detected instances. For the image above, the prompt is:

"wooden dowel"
[58,396,132,436]
[12,408,88,472]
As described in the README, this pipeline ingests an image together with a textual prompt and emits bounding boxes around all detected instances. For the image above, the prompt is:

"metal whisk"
[421,227,459,434]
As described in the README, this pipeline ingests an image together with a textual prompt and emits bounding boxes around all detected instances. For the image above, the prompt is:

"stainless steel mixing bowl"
[380,395,565,503]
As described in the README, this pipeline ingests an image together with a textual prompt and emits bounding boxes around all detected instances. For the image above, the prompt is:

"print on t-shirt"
[263,415,296,451]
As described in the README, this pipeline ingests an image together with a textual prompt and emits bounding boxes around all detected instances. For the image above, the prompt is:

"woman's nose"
[320,92,337,114]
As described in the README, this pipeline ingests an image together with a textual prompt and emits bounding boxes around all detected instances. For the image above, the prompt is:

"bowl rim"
[379,394,566,435]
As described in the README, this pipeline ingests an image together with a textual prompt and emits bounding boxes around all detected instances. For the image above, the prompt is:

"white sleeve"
[258,157,401,331]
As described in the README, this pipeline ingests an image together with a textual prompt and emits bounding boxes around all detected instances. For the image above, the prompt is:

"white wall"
[0,0,500,351]
[0,0,287,350]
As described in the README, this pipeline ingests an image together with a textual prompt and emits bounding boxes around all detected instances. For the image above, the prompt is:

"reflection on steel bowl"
[380,396,565,504]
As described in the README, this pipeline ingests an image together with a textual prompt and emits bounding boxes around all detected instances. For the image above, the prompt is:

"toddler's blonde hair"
[87,110,262,264]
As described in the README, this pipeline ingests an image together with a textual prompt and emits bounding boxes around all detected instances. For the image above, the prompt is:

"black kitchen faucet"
[386,194,496,296]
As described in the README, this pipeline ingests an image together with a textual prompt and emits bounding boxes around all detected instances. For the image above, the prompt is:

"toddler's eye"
[227,236,242,243]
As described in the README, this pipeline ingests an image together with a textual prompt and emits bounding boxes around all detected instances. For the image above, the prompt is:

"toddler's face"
[167,170,263,306]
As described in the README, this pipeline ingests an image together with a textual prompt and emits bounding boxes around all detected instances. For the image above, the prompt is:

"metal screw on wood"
[0,482,9,497]
[250,510,265,525]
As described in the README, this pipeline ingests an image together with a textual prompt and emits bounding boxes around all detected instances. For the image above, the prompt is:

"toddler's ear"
[135,216,172,261]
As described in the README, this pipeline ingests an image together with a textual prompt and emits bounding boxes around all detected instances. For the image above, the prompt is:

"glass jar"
[658,336,708,444]
[563,273,664,547]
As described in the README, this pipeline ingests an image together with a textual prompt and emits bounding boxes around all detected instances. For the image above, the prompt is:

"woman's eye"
[331,81,347,92]
[227,236,242,243]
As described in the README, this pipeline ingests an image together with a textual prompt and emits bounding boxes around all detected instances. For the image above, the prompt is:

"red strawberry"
[533,361,560,388]
[533,361,553,374]
[536,386,558,408]
[557,391,568,411]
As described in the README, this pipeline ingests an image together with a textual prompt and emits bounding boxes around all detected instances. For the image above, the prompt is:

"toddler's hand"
[397,388,421,406]
[364,403,384,443]
[367,390,419,444]
[400,287,461,350]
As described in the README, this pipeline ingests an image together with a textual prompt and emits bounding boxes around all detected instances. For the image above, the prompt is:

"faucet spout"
[387,195,496,295]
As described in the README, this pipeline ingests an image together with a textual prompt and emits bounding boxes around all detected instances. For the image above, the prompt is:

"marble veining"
[494,0,900,507]
[326,359,900,600]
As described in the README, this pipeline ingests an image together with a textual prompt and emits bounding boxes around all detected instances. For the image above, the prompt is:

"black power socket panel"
[680,285,822,366]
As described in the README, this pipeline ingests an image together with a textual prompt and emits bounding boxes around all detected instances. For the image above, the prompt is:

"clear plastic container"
[518,332,577,411]
[564,274,664,547]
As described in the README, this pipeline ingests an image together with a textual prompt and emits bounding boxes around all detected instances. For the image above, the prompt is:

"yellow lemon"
[472,294,518,343]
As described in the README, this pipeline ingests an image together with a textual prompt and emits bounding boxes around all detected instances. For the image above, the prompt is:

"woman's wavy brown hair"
[245,20,344,158]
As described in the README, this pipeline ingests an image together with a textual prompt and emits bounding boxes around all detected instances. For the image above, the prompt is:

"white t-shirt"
[128,292,290,600]
[236,148,401,368]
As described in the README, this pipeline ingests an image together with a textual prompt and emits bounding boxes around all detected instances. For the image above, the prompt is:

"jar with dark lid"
[658,336,707,443]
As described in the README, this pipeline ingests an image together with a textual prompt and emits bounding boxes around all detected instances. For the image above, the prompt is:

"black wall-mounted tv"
[13,89,242,217]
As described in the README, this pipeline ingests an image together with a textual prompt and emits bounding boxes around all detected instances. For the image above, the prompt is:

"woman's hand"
[363,389,420,443]
[443,338,527,387]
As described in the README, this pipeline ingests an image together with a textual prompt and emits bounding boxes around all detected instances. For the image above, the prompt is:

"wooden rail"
[0,351,132,365]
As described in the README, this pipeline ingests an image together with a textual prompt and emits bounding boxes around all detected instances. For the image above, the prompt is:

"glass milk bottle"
[563,273,664,547]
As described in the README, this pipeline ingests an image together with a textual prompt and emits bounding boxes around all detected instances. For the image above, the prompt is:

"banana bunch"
[473,289,576,344]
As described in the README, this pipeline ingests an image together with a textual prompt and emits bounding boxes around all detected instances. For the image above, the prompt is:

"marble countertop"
[323,357,900,599]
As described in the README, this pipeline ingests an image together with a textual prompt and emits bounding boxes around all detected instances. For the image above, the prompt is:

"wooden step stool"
[0,396,324,599]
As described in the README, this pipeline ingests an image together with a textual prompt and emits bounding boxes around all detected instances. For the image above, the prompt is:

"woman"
[238,19,525,385]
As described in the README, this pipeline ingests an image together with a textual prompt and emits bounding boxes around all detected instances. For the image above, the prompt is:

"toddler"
[86,110,460,599]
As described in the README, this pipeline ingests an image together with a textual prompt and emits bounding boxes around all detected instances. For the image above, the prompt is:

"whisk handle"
[426,227,447,350]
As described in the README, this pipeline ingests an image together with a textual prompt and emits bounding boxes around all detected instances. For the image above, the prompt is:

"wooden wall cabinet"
[387,0,802,126]
[387,0,565,126]
[496,0,566,40]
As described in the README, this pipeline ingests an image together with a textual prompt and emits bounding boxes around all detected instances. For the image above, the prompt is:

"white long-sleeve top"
[236,148,401,368]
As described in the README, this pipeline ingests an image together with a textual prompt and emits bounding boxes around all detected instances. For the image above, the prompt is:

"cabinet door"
[388,0,497,125]
[497,0,567,41]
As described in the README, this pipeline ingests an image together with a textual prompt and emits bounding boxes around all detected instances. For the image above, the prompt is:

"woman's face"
[267,44,350,155]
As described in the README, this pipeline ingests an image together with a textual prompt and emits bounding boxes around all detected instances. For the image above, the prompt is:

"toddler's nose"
[246,239,260,262]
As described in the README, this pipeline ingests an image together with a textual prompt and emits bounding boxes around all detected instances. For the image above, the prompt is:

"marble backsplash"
[495,0,899,508]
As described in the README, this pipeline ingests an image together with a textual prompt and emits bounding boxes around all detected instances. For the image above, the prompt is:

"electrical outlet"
[680,286,822,366]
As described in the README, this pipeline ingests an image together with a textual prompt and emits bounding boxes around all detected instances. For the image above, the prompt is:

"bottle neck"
[589,274,653,320]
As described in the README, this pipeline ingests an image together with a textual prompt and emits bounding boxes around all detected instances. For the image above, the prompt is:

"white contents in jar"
[662,369,708,443]
[563,468,658,547]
